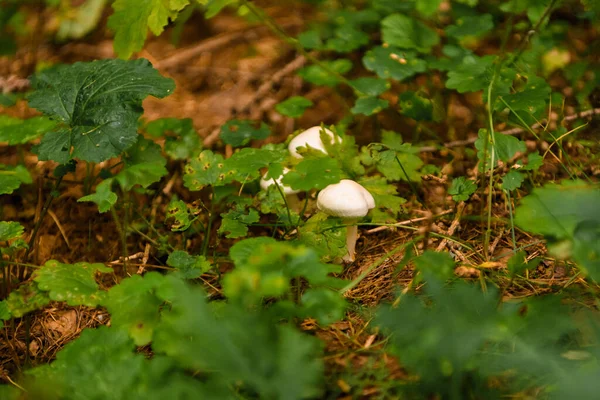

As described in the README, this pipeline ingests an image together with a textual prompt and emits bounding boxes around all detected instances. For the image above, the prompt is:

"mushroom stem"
[344,220,359,263]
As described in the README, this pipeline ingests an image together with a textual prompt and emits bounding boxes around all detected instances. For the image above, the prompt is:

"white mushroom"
[288,126,341,159]
[260,168,301,210]
[317,179,375,263]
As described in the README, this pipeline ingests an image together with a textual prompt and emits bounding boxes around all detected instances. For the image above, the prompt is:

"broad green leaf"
[225,147,286,182]
[446,55,496,93]
[275,96,313,118]
[33,260,111,307]
[219,119,270,147]
[78,178,118,213]
[349,77,390,96]
[114,137,167,191]
[184,150,226,190]
[351,96,389,116]
[297,212,347,262]
[572,221,600,281]
[229,237,278,265]
[57,0,106,40]
[416,0,443,16]
[414,250,456,281]
[445,14,494,38]
[381,13,439,53]
[0,221,23,241]
[145,118,202,160]
[475,129,526,170]
[359,176,407,222]
[325,24,370,53]
[108,0,192,58]
[103,272,167,345]
[448,176,477,201]
[522,152,543,171]
[29,58,174,163]
[0,164,31,195]
[301,288,347,326]
[297,59,353,87]
[399,91,433,120]
[500,76,550,114]
[502,170,525,191]
[298,29,323,50]
[375,151,423,182]
[283,157,342,191]
[515,181,600,241]
[167,250,211,279]
[0,115,56,145]
[5,284,51,318]
[363,46,427,81]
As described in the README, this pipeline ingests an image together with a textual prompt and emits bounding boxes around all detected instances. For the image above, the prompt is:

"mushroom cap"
[317,180,375,218]
[288,126,340,159]
[260,168,300,195]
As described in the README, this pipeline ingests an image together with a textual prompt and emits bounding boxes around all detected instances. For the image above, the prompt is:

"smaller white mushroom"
[288,126,341,159]
[260,168,301,210]
[317,179,375,263]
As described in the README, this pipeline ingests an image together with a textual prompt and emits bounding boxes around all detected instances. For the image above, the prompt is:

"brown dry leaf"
[44,309,78,335]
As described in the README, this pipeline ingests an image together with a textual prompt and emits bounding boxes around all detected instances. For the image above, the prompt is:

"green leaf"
[446,55,496,93]
[78,179,118,213]
[184,150,226,190]
[297,212,347,262]
[0,165,32,195]
[445,14,494,38]
[219,119,270,147]
[349,77,390,96]
[297,59,353,87]
[500,76,550,114]
[0,300,11,324]
[475,129,526,171]
[381,13,440,53]
[0,115,57,145]
[275,96,314,118]
[515,181,600,242]
[108,0,192,58]
[33,260,111,307]
[502,170,525,191]
[325,24,370,53]
[301,288,347,326]
[283,157,342,191]
[218,205,260,238]
[114,137,167,191]
[507,250,540,278]
[145,118,202,160]
[298,29,323,50]
[103,272,167,345]
[29,58,175,163]
[416,0,443,16]
[351,96,389,116]
[167,250,211,279]
[572,221,600,281]
[5,284,51,318]
[363,46,427,81]
[0,221,24,241]
[399,91,433,120]
[448,176,477,201]
[165,198,196,232]
[57,0,106,41]
[414,250,456,281]
[359,176,407,222]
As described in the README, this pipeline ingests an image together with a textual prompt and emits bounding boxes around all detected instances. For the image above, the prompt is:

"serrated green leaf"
[283,157,342,191]
[375,151,424,182]
[349,77,390,96]
[114,137,167,191]
[29,58,174,163]
[502,170,525,190]
[218,206,259,238]
[358,176,407,221]
[475,129,527,170]
[448,176,477,201]
[33,260,111,307]
[363,46,427,81]
[0,115,56,145]
[165,198,196,232]
[167,250,211,279]
[445,14,494,38]
[0,164,31,195]
[446,55,496,93]
[381,13,439,53]
[351,96,389,116]
[219,119,270,147]
[297,212,347,262]
[184,150,226,190]
[522,152,543,171]
[500,76,550,113]
[145,118,202,160]
[399,91,434,120]
[297,59,353,87]
[225,147,286,182]
[108,0,192,58]
[0,221,24,241]
[102,272,167,345]
[78,178,118,213]
[275,96,313,118]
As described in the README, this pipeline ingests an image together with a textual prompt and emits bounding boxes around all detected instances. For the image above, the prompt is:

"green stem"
[505,189,517,251]
[203,187,215,257]
[111,206,128,272]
